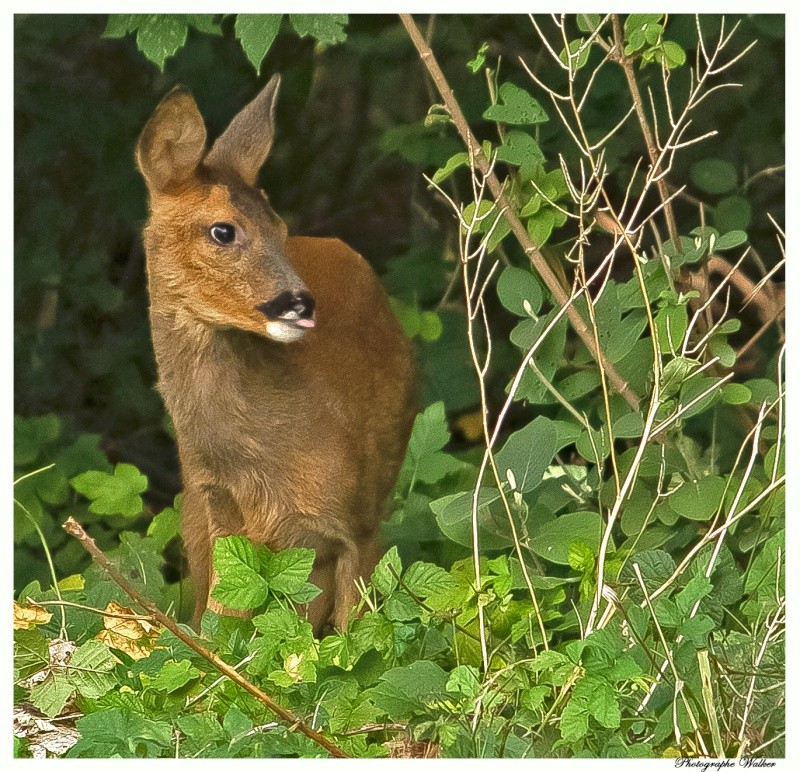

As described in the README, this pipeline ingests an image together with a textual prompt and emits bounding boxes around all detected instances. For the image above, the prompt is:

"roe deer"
[135,75,416,632]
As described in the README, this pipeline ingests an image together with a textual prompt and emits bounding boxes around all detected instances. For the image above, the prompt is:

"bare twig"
[399,13,639,410]
[61,517,349,759]
[610,15,680,246]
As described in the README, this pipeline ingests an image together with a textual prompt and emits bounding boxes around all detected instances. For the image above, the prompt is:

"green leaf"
[402,402,462,486]
[746,378,779,405]
[289,14,348,45]
[654,303,688,354]
[668,476,726,521]
[211,536,268,610]
[560,694,590,741]
[660,40,687,69]
[446,664,481,699]
[496,416,557,492]
[71,463,148,517]
[467,42,489,73]
[721,383,752,404]
[568,541,595,572]
[250,609,314,674]
[496,266,543,317]
[612,412,645,439]
[371,546,402,596]
[384,591,420,622]
[407,401,450,460]
[528,649,569,673]
[560,38,591,70]
[186,14,222,36]
[588,680,621,728]
[403,561,458,599]
[14,629,50,680]
[679,614,715,645]
[625,14,663,34]
[431,488,512,550]
[327,691,379,735]
[660,356,701,399]
[608,654,644,682]
[375,660,449,714]
[263,547,316,597]
[690,158,738,195]
[223,706,253,738]
[526,206,566,247]
[510,306,567,354]
[529,511,602,565]
[66,639,116,699]
[675,573,713,616]
[175,713,226,754]
[708,336,736,368]
[14,413,61,466]
[150,659,200,693]
[606,309,648,363]
[380,123,463,167]
[483,82,548,125]
[743,529,783,596]
[147,502,181,551]
[70,708,173,757]
[103,14,141,38]
[495,130,545,179]
[621,550,676,595]
[577,14,602,33]
[431,151,469,185]
[713,195,752,232]
[576,425,610,463]
[714,230,748,250]
[419,311,444,342]
[234,14,283,74]
[136,15,190,70]
[30,672,75,717]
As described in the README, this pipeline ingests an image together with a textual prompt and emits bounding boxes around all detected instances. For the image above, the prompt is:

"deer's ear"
[136,87,207,193]
[204,74,280,185]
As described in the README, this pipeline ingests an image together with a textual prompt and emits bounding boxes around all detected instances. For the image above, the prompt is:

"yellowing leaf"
[285,652,304,681]
[95,602,158,660]
[14,600,52,630]
[57,574,85,591]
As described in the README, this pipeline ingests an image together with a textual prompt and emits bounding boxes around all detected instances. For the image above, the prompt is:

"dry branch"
[61,517,349,759]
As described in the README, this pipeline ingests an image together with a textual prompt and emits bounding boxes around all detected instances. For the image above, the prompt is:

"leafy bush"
[15,13,784,759]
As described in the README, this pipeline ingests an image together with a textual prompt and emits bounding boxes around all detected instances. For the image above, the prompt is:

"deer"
[135,75,416,634]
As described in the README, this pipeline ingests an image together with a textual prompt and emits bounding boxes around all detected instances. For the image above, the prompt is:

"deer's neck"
[149,305,295,472]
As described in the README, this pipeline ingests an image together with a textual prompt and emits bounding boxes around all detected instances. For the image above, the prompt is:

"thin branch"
[610,15,680,246]
[399,12,640,410]
[61,517,349,759]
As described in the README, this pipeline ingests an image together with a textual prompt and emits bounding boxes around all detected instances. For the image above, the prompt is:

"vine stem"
[61,517,349,759]
[399,13,639,410]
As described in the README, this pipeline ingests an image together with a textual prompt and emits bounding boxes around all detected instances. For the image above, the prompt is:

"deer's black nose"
[256,290,316,321]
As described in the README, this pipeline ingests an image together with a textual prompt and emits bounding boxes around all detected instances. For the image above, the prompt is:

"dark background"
[14,14,785,591]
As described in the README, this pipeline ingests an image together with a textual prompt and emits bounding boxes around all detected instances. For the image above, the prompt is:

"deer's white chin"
[265,320,309,343]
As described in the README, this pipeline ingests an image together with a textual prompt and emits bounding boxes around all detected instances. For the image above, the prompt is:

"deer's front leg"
[200,486,251,622]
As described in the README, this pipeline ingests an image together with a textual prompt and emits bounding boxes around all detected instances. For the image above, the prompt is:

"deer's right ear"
[136,87,207,193]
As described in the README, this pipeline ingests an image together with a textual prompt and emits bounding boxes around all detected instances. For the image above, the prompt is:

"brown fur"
[136,77,416,632]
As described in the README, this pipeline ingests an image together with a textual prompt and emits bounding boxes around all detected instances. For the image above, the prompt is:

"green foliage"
[105,13,348,71]
[234,15,282,74]
[71,464,148,517]
[483,82,548,125]
[15,12,783,761]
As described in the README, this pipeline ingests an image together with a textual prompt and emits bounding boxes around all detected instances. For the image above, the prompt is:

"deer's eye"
[210,222,236,245]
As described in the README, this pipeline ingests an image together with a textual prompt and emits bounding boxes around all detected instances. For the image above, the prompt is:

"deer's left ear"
[204,74,281,185]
